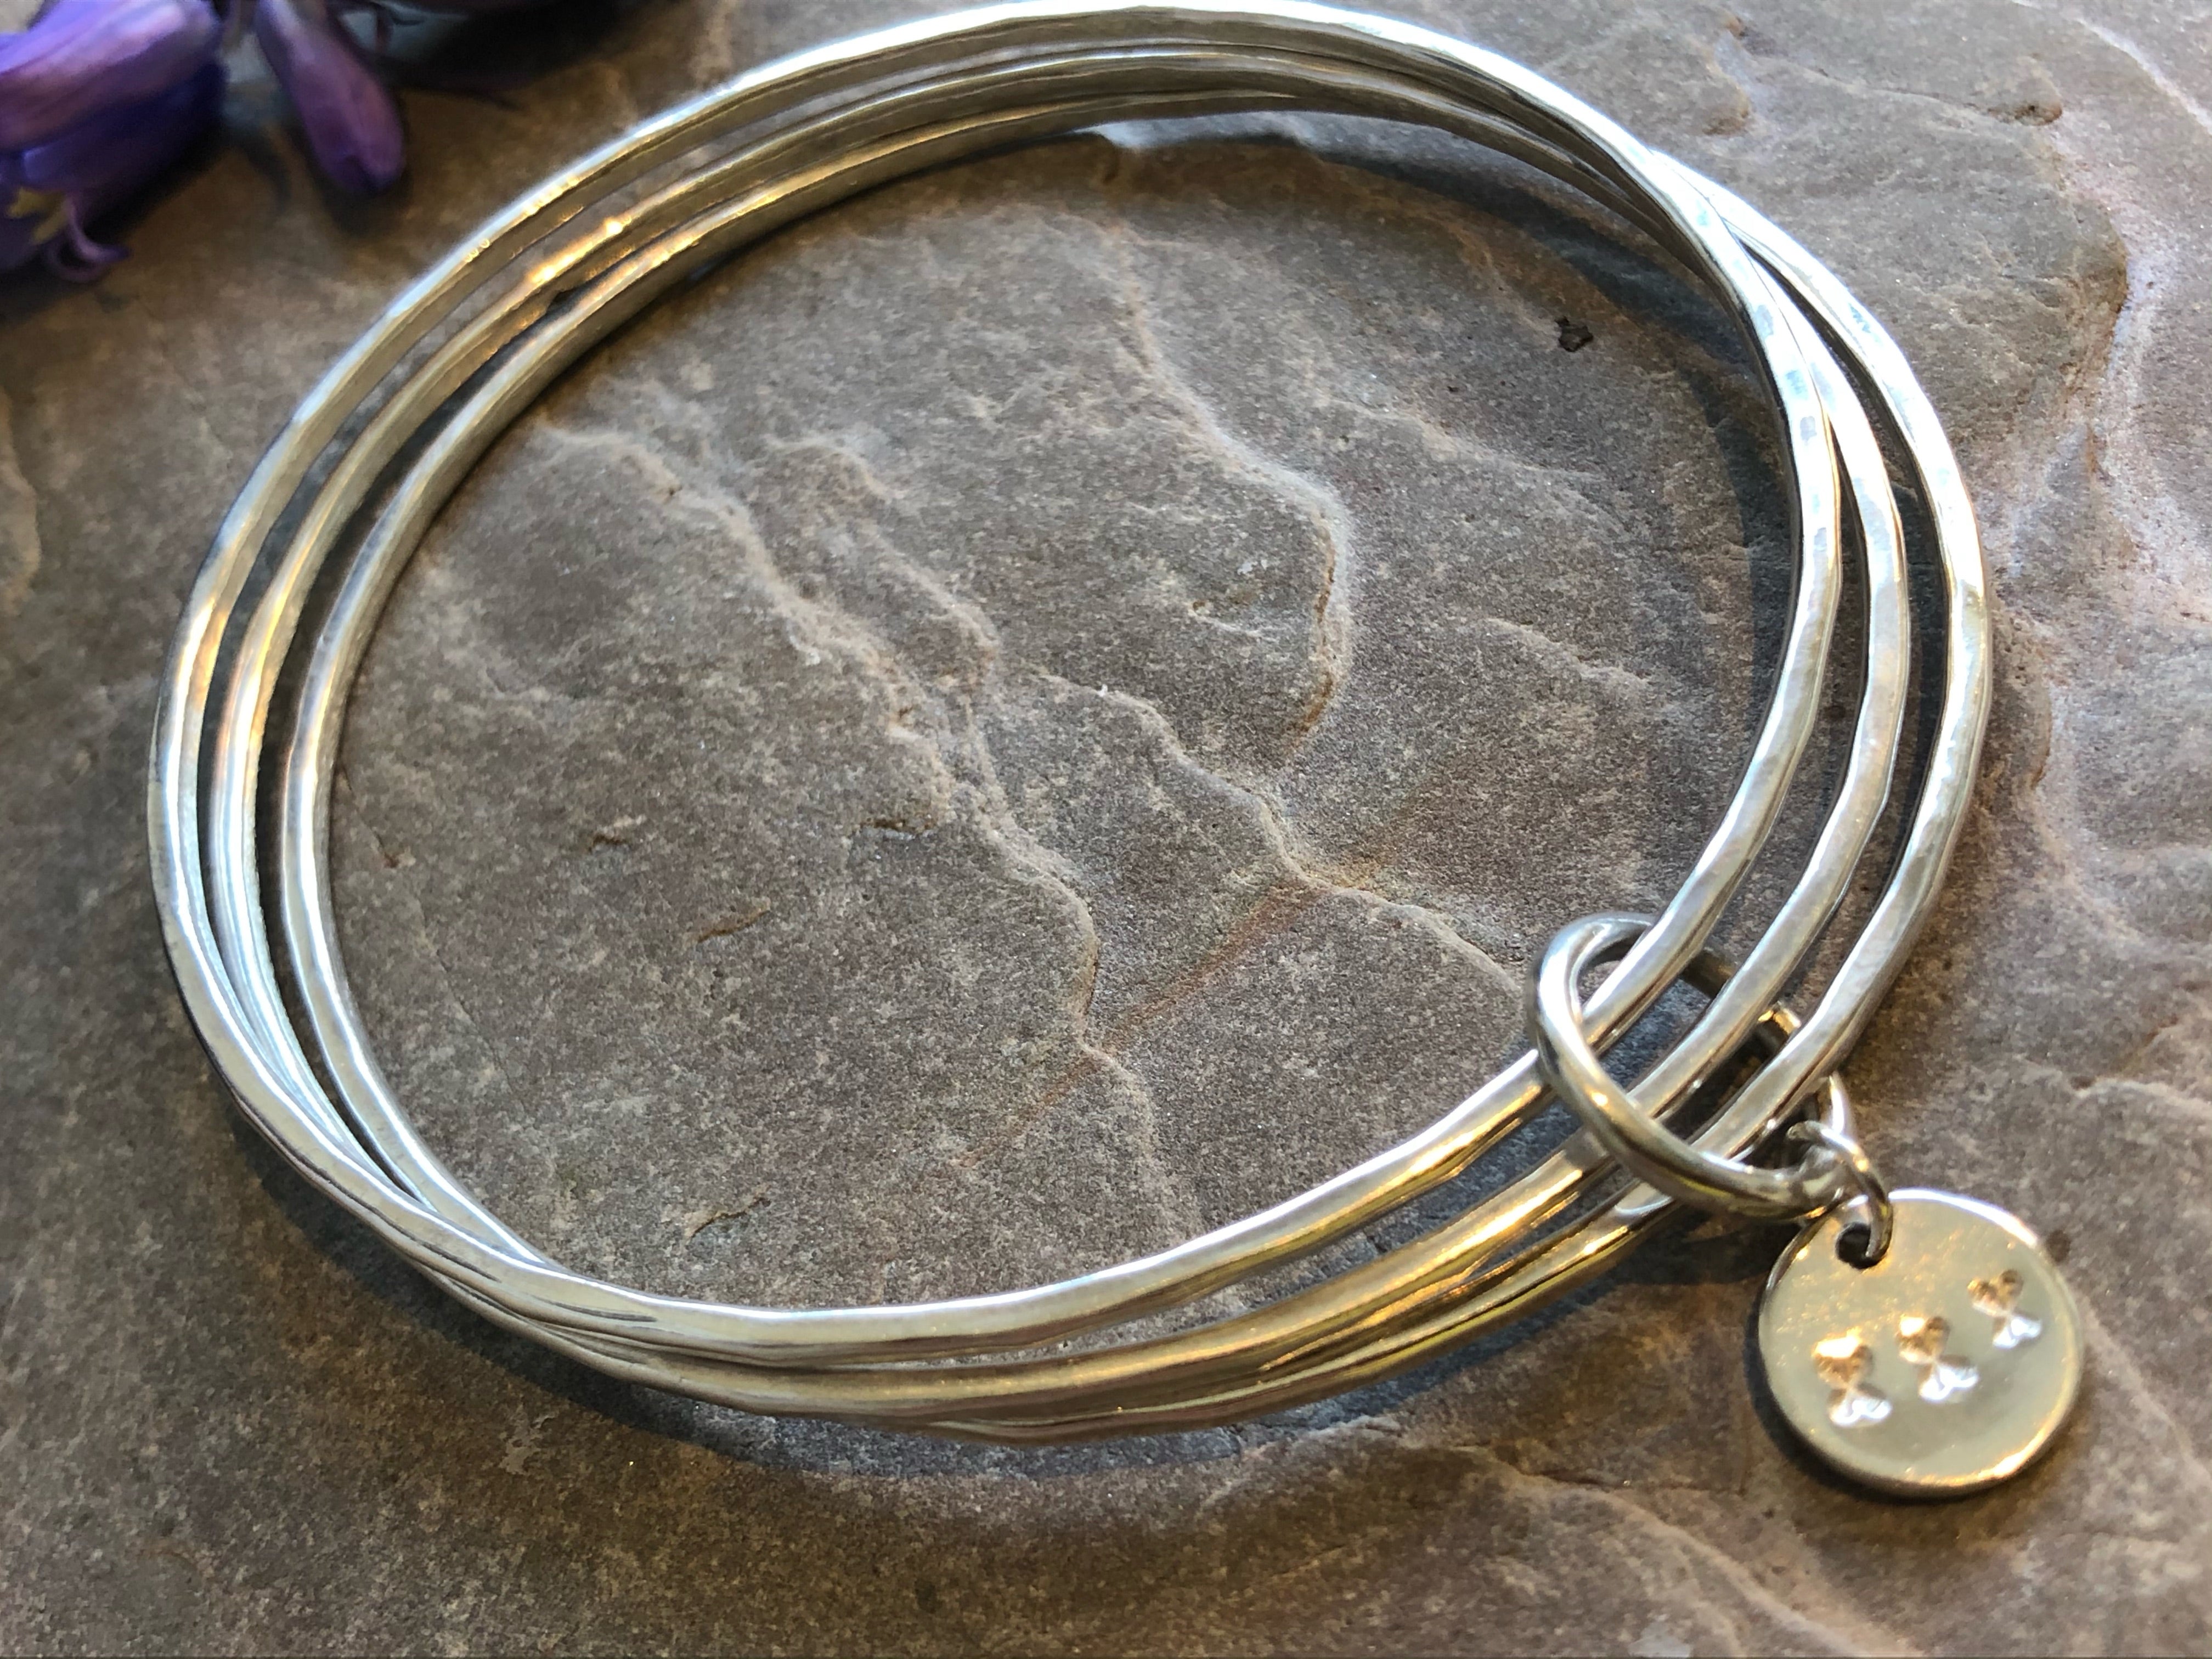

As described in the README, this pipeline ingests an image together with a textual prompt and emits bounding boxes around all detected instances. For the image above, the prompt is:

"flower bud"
[253,0,404,194]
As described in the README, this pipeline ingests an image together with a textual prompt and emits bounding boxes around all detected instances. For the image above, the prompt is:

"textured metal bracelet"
[150,1,2082,1496]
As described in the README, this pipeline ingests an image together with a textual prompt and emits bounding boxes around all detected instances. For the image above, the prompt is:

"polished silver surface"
[1760,1191,2083,1497]
[148,2,2001,1449]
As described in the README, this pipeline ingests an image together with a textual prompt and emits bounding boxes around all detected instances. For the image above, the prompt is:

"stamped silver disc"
[1758,1188,2083,1497]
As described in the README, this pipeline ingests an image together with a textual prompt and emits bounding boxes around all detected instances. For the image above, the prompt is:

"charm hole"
[1835,1220,1879,1269]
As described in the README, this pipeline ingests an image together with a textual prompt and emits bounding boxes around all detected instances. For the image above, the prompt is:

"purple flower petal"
[0,58,224,276]
[0,0,219,150]
[255,0,404,194]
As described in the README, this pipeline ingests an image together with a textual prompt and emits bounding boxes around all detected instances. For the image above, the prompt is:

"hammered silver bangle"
[150,1,2084,1497]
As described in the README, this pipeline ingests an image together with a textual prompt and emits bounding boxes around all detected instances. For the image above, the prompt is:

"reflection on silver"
[1813,1338,1892,1429]
[1895,1316,1979,1405]
[150,3,2016,1454]
[1972,1269,2046,1350]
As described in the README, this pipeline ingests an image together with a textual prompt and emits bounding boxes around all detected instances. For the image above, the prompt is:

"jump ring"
[1530,912,1854,1221]
[1786,1120,1896,1265]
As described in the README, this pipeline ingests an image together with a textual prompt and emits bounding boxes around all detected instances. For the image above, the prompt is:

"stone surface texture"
[3,0,2209,1652]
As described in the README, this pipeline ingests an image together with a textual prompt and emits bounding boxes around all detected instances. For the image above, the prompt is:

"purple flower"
[0,0,223,278]
[0,0,219,148]
[255,0,403,194]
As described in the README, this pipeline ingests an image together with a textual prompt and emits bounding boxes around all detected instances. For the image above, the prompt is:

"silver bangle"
[150,1,2083,1496]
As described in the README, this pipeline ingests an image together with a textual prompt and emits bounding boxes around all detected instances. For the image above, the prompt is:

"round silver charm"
[1758,1188,2083,1497]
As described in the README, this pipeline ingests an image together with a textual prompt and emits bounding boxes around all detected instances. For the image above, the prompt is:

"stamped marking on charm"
[1812,1335,1891,1427]
[1969,1269,2043,1349]
[1895,1314,1978,1403]
[1759,1189,2084,1496]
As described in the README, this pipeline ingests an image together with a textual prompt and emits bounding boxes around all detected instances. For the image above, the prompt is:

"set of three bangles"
[151,2,2083,1497]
